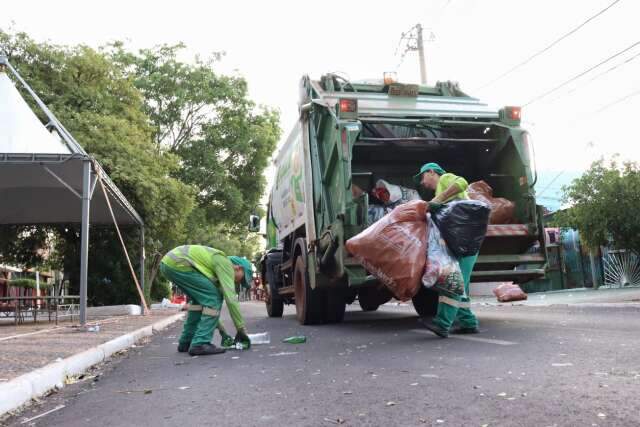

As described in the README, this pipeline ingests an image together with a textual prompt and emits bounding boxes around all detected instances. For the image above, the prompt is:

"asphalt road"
[5,301,640,427]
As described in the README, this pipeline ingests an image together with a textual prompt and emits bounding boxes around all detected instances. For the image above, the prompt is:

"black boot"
[451,326,480,335]
[188,343,226,356]
[177,342,191,353]
[418,318,449,338]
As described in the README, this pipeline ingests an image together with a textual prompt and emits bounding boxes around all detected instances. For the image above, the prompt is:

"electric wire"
[476,0,623,91]
[524,40,640,106]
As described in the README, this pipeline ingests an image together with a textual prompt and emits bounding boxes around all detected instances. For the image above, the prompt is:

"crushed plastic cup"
[87,325,100,333]
[283,336,307,344]
[248,332,271,345]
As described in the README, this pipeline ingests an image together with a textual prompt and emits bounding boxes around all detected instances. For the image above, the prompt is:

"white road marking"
[410,329,518,346]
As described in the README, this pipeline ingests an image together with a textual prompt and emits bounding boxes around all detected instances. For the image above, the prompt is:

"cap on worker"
[414,162,446,184]
[229,256,253,289]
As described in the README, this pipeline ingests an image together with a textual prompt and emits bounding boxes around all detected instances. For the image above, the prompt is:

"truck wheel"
[324,289,346,323]
[358,287,392,312]
[265,284,284,318]
[293,256,324,325]
[412,287,439,317]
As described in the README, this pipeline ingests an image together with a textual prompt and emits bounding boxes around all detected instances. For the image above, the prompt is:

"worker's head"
[414,162,445,190]
[229,256,253,289]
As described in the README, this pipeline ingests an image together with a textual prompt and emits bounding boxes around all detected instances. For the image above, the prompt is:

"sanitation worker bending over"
[415,163,480,338]
[160,245,253,355]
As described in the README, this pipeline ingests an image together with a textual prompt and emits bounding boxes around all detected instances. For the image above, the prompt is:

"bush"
[150,279,172,302]
[9,279,37,289]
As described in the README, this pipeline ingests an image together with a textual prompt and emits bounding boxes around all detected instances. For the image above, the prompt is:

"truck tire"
[293,256,324,325]
[358,287,392,312]
[412,287,439,317]
[265,285,284,318]
[324,289,346,323]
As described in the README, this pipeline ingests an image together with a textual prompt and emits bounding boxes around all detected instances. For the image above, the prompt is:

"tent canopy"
[0,55,145,325]
[0,60,142,226]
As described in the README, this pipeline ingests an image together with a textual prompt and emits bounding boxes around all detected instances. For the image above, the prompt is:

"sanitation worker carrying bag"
[346,200,428,301]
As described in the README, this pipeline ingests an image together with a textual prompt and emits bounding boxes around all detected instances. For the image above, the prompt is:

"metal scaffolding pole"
[79,159,91,325]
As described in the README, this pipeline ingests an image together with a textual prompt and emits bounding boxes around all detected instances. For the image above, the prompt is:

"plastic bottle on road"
[248,332,271,345]
[283,336,307,344]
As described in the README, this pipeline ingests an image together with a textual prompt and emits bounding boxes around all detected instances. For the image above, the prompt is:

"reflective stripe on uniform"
[167,246,196,268]
[167,251,191,267]
[202,307,220,317]
[439,295,471,309]
[187,304,202,311]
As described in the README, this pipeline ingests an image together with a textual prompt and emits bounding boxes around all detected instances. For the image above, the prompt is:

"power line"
[594,87,640,113]
[549,49,640,103]
[537,171,566,197]
[476,0,623,91]
[524,40,640,106]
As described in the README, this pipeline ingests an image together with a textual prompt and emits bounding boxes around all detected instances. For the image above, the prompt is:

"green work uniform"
[160,245,245,349]
[432,173,479,331]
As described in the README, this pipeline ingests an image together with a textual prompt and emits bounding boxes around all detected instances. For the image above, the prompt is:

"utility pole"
[416,24,427,85]
[395,24,433,85]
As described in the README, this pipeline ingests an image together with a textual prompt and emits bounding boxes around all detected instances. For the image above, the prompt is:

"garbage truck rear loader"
[259,74,546,325]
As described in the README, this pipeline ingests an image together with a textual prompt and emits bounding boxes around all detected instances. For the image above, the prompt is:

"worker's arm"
[432,175,468,203]
[211,254,246,332]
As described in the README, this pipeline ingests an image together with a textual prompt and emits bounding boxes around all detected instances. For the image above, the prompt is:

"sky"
[3,0,640,210]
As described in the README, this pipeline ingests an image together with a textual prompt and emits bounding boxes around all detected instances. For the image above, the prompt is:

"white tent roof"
[0,58,142,226]
[0,73,71,154]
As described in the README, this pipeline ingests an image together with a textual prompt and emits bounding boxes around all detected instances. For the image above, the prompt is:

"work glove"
[220,331,235,349]
[235,328,251,349]
[428,201,444,212]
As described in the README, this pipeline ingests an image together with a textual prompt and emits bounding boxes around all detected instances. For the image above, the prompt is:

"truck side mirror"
[248,215,260,232]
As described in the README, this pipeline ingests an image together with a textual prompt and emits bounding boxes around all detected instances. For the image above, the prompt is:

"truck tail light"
[339,99,357,113]
[506,106,521,120]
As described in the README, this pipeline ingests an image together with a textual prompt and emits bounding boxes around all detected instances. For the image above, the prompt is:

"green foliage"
[0,30,194,303]
[0,29,278,304]
[108,43,280,227]
[0,226,50,268]
[8,278,51,289]
[150,278,172,302]
[556,157,640,252]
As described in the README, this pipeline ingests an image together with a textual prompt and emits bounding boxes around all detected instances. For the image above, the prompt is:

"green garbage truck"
[257,73,546,325]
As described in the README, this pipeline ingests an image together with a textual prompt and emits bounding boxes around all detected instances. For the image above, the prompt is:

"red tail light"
[339,99,357,113]
[506,106,521,120]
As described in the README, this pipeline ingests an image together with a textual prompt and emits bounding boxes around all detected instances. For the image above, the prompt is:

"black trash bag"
[432,200,491,257]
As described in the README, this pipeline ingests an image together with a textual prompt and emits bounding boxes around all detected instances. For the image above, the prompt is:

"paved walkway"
[0,309,181,382]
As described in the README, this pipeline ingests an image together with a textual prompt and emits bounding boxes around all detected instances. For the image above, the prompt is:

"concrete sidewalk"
[473,286,640,306]
[0,308,185,417]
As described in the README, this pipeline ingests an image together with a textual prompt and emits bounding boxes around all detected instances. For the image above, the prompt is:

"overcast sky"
[3,0,639,207]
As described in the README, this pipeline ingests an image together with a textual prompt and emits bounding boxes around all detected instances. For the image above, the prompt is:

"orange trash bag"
[468,181,516,224]
[493,283,528,302]
[346,200,428,301]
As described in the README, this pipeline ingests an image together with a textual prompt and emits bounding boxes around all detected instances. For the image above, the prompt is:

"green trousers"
[433,254,479,331]
[160,263,223,348]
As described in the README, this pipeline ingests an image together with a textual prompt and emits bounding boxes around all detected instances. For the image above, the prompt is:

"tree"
[556,157,640,253]
[0,30,195,302]
[108,43,280,228]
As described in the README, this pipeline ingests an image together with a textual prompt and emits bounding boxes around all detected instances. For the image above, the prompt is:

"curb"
[473,302,640,309]
[0,312,185,417]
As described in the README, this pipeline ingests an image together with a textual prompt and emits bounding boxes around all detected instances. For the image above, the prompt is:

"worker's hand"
[235,328,251,349]
[428,200,444,212]
[220,331,234,348]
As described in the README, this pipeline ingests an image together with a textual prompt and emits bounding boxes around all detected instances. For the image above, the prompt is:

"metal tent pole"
[79,160,91,326]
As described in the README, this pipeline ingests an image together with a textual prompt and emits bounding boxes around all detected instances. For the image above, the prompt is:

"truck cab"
[260,73,546,325]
